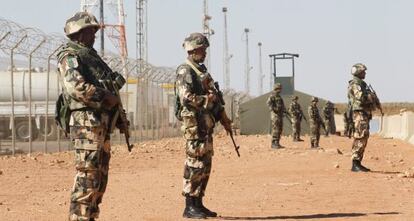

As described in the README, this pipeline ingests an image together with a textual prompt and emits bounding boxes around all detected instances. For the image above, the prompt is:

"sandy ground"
[0,133,413,221]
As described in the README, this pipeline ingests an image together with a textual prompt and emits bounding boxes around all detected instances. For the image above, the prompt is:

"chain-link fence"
[0,18,250,155]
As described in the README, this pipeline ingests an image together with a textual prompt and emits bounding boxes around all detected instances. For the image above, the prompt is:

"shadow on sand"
[370,170,402,175]
[218,212,400,220]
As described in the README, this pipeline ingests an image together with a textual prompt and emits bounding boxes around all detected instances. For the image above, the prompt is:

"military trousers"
[351,111,370,161]
[271,114,283,143]
[182,138,213,197]
[291,118,301,140]
[309,121,320,147]
[68,125,111,221]
[324,119,331,136]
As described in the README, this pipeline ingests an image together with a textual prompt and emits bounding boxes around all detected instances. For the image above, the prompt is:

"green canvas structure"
[239,90,329,136]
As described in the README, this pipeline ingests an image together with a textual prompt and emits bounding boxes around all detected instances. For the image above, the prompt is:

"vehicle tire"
[15,120,38,142]
[38,121,57,141]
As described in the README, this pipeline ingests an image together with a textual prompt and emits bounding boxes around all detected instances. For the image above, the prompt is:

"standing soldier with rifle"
[343,105,354,138]
[56,12,131,221]
[289,95,305,142]
[308,97,323,148]
[348,63,382,172]
[175,33,233,219]
[322,101,335,136]
[267,83,288,149]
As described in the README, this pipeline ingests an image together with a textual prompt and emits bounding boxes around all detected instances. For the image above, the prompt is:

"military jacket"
[57,40,113,127]
[347,76,371,112]
[308,104,322,123]
[175,58,223,120]
[267,92,285,116]
[289,101,303,119]
[322,104,334,120]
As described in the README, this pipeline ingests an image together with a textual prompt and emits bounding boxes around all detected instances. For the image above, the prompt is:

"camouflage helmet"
[273,83,282,91]
[64,12,100,36]
[291,95,298,100]
[351,63,367,76]
[183,33,210,51]
[311,97,319,102]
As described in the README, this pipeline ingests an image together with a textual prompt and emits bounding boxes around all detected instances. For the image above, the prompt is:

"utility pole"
[222,7,232,90]
[244,28,251,94]
[258,42,264,95]
[136,0,147,140]
[99,0,104,56]
[202,0,214,70]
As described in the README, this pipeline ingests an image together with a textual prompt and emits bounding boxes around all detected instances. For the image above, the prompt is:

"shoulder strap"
[185,59,203,76]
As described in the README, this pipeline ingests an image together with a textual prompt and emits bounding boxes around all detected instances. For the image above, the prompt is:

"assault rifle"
[213,81,240,157]
[368,84,384,116]
[284,111,293,124]
[99,72,134,152]
[300,110,307,122]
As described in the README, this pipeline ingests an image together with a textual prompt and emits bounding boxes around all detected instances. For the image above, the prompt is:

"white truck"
[0,69,59,141]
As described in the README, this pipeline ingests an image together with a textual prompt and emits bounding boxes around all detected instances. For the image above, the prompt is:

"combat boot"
[351,160,370,172]
[271,140,283,149]
[194,197,217,217]
[183,196,207,219]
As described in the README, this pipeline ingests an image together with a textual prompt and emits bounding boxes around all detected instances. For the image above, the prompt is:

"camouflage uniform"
[58,12,119,221]
[308,97,322,148]
[348,63,378,166]
[322,101,335,136]
[176,59,218,198]
[267,84,286,148]
[288,96,304,141]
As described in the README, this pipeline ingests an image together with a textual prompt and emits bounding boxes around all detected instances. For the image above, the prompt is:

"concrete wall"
[378,111,414,145]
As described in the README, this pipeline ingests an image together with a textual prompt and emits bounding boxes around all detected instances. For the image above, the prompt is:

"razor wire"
[0,17,179,155]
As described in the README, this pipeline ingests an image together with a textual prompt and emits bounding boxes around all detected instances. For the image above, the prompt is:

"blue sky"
[0,0,412,102]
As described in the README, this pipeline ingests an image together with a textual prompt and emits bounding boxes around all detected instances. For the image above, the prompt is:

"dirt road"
[0,133,413,221]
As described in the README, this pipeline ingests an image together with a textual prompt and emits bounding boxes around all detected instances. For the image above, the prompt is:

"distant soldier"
[343,106,354,138]
[322,101,335,136]
[308,97,323,148]
[348,63,381,172]
[57,12,129,221]
[267,83,287,149]
[175,33,232,218]
[288,95,305,142]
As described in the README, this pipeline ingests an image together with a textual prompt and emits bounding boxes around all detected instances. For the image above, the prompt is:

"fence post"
[28,38,46,155]
[10,34,27,155]
[44,44,63,153]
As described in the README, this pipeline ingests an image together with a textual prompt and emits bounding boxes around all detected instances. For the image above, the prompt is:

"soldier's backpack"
[55,93,71,136]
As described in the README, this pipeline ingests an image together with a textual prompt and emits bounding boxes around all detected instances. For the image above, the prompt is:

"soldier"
[308,97,323,148]
[267,83,287,148]
[288,95,305,142]
[348,63,381,172]
[343,112,350,137]
[322,101,335,136]
[343,106,354,138]
[57,12,128,221]
[175,33,232,218]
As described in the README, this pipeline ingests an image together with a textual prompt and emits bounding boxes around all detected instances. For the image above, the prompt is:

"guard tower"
[269,53,299,95]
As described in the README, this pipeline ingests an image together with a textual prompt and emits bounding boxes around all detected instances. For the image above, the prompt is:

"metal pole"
[45,44,63,153]
[10,35,27,155]
[0,32,11,44]
[28,38,46,155]
[222,7,229,90]
[100,0,105,56]
[292,57,295,91]
[244,28,250,95]
[258,42,263,95]
[160,86,165,138]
